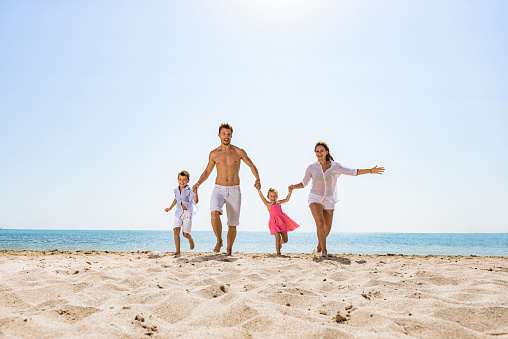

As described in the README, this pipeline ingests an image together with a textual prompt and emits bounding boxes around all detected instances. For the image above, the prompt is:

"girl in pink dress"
[257,187,300,256]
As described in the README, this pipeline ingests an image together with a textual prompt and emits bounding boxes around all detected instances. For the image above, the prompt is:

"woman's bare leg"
[310,203,327,255]
[323,209,334,237]
[281,233,288,244]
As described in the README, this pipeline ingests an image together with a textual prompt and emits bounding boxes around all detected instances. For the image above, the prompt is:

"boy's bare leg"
[275,232,282,256]
[211,211,223,252]
[173,228,181,255]
[281,233,288,244]
[226,226,236,255]
[183,232,194,250]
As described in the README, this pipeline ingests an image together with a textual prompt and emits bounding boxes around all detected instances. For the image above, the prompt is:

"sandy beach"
[1,250,507,338]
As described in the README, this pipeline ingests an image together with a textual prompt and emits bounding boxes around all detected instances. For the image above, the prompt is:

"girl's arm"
[165,199,177,212]
[256,188,271,211]
[278,188,293,204]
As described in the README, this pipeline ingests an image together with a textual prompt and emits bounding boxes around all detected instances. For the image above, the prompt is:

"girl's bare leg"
[183,232,195,250]
[281,233,288,244]
[310,203,327,256]
[173,227,181,255]
[275,232,282,256]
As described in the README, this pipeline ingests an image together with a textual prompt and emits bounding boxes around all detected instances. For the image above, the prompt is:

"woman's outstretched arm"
[357,165,385,175]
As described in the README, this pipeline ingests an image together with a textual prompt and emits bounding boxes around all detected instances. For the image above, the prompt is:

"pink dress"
[268,204,300,235]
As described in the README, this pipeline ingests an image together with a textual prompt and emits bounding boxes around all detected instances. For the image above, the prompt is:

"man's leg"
[211,211,223,252]
[226,226,236,255]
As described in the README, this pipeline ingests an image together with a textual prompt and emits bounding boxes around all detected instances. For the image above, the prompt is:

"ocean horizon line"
[1,229,507,234]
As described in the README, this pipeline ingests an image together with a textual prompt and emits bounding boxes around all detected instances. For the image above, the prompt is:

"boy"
[165,170,198,255]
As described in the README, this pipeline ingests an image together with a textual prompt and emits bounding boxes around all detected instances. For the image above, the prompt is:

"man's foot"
[226,248,232,256]
[173,251,181,256]
[189,238,195,250]
[321,250,328,257]
[213,240,223,253]
[317,244,322,252]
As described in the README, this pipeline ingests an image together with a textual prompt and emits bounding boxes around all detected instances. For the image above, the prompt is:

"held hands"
[371,165,385,174]
[192,182,200,191]
[254,179,261,190]
[288,184,295,191]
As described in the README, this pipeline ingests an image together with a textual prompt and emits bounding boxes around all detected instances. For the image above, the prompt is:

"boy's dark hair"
[178,170,190,180]
[219,123,233,134]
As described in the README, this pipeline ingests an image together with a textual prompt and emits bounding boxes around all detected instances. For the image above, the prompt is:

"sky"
[1,0,507,233]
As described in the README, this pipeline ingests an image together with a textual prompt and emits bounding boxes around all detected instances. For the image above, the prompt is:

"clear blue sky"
[1,0,507,232]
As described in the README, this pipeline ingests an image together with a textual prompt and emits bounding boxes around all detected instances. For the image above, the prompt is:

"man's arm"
[193,151,216,190]
[239,149,261,189]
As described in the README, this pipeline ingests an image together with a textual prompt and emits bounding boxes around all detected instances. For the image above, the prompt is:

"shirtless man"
[193,123,261,255]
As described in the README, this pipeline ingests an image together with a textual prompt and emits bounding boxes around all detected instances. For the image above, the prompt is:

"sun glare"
[224,0,340,33]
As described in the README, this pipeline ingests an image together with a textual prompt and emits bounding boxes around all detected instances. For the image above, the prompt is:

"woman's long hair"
[315,141,334,162]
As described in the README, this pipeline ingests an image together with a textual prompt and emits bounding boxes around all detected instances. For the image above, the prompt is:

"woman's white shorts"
[308,197,335,210]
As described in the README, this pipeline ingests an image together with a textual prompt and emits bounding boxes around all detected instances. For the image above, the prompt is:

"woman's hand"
[371,165,385,174]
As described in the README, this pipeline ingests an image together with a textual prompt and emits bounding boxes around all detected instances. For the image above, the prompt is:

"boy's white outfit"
[173,185,198,233]
[301,161,357,210]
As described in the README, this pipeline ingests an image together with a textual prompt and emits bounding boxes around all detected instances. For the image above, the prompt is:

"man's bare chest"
[215,152,241,167]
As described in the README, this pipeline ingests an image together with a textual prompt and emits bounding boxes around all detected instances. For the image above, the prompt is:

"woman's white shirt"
[301,161,357,204]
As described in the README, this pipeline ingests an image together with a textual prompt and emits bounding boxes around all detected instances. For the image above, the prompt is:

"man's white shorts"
[210,185,241,226]
[174,210,192,233]
[308,197,335,210]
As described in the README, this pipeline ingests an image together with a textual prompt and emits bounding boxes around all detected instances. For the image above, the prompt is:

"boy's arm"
[192,187,199,203]
[278,188,293,204]
[165,199,177,212]
[256,188,270,210]
[193,151,216,190]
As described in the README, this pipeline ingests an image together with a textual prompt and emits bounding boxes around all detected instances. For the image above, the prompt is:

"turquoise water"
[0,230,507,256]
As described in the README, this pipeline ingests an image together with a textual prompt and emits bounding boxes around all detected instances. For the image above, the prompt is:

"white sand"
[1,250,507,338]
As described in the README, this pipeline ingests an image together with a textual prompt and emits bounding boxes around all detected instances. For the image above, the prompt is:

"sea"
[1,230,507,256]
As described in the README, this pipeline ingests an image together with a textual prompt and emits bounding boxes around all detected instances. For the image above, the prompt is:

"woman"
[289,141,385,257]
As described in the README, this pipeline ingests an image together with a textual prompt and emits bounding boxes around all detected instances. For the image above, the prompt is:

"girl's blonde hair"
[267,188,278,198]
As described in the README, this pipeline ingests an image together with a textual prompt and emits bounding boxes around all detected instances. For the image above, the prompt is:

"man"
[193,123,261,255]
